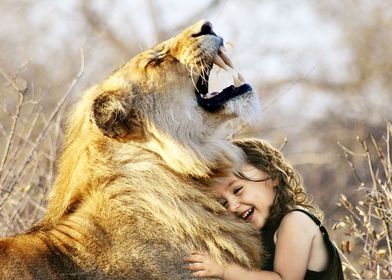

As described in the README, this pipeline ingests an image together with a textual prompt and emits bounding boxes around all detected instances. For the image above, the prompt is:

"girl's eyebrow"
[228,178,239,188]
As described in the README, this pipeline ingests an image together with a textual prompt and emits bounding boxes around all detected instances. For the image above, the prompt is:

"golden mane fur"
[0,20,261,279]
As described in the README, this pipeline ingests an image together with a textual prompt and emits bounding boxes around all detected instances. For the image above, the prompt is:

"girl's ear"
[272,177,279,188]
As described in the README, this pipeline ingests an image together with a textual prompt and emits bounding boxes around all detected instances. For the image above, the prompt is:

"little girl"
[184,138,343,279]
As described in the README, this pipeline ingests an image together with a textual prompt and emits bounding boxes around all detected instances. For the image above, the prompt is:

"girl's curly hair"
[232,138,322,227]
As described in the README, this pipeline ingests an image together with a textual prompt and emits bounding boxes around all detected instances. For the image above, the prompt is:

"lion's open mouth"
[195,46,253,113]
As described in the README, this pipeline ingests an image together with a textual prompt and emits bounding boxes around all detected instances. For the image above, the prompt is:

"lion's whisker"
[189,65,198,91]
[196,57,209,85]
[205,50,214,60]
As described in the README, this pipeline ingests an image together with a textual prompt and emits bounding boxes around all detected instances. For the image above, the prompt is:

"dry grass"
[0,55,84,235]
[335,122,392,279]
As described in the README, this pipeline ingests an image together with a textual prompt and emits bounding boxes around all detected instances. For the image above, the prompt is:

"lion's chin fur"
[0,20,262,279]
[225,93,262,124]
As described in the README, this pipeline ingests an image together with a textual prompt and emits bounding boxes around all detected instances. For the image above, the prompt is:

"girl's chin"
[253,222,263,230]
[251,214,266,230]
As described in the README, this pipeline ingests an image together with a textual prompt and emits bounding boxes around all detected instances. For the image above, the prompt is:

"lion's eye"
[146,53,167,68]
[156,53,166,60]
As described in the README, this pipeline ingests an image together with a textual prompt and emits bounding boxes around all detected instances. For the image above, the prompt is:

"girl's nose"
[227,198,240,212]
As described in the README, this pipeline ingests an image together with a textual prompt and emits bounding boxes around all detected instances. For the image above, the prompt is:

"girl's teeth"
[242,208,253,219]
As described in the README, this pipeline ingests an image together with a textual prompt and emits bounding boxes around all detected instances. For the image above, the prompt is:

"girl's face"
[212,164,278,230]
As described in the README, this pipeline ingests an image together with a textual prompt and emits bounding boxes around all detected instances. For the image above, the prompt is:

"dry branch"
[0,61,28,182]
[336,121,392,278]
[0,50,85,211]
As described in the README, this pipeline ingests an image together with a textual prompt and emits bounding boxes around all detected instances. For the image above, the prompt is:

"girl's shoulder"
[277,208,320,239]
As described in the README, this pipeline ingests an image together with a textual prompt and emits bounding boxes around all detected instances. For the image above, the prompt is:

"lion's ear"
[91,90,143,140]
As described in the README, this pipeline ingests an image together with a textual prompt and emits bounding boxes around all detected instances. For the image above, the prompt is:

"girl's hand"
[183,251,225,279]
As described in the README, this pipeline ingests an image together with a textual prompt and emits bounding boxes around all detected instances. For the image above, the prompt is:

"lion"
[0,20,262,279]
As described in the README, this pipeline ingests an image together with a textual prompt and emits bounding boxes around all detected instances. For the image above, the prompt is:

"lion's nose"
[200,21,214,35]
[192,21,217,37]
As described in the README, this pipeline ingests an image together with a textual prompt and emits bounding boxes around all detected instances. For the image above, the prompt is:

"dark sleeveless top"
[260,209,344,280]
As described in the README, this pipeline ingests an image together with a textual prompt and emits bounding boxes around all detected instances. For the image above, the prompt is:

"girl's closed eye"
[233,186,243,195]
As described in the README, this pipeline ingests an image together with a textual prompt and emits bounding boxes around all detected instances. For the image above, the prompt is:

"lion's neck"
[144,126,243,179]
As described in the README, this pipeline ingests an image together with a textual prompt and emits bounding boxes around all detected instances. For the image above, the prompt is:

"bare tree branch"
[0,59,28,182]
[0,49,85,207]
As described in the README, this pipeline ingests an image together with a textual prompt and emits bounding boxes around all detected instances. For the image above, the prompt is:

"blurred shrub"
[334,122,392,279]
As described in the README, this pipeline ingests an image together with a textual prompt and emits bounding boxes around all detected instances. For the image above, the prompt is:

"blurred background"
[0,0,391,278]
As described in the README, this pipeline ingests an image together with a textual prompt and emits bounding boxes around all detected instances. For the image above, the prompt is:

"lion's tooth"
[233,74,241,87]
[233,73,246,87]
[218,47,234,68]
[213,55,230,71]
[238,72,245,82]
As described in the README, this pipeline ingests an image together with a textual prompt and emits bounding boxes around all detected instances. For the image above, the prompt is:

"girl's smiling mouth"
[240,207,255,221]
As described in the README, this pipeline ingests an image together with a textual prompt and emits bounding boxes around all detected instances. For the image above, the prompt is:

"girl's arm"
[184,211,319,280]
[273,211,319,279]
